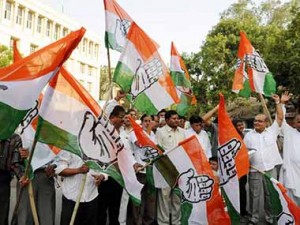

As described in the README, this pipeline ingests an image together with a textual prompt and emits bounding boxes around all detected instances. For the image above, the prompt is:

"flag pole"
[106,47,113,100]
[28,181,40,225]
[69,173,87,225]
[259,93,273,124]
[11,138,38,223]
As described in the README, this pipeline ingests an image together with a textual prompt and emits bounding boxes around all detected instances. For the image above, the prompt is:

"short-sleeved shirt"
[243,121,282,172]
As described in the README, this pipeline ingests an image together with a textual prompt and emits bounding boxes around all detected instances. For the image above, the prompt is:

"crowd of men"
[0,91,299,225]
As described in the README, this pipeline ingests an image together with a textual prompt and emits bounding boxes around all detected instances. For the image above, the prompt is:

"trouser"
[17,169,56,225]
[127,172,157,225]
[98,177,123,225]
[60,195,98,225]
[157,187,181,225]
[239,175,248,216]
[0,171,11,225]
[248,168,277,224]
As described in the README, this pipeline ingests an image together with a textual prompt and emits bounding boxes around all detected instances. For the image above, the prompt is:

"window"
[80,63,85,74]
[88,42,93,55]
[30,44,38,53]
[82,39,87,53]
[63,28,68,36]
[4,1,12,20]
[88,66,93,76]
[94,44,99,58]
[79,79,85,86]
[37,16,42,33]
[54,24,60,40]
[46,20,52,37]
[16,6,24,25]
[26,11,33,29]
[10,37,18,49]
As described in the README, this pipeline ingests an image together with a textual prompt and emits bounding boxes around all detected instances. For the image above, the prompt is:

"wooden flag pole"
[259,93,273,124]
[106,47,113,100]
[28,181,39,225]
[69,173,87,225]
[11,138,39,224]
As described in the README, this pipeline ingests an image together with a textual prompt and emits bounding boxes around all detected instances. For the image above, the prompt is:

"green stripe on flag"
[263,72,276,97]
[239,79,252,98]
[105,31,123,52]
[170,71,192,88]
[35,116,82,157]
[130,92,158,114]
[221,187,240,225]
[264,173,283,216]
[154,155,179,188]
[181,202,193,225]
[0,101,28,140]
[113,62,135,92]
[176,93,192,116]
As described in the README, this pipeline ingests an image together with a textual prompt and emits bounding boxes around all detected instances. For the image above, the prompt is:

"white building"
[0,0,101,99]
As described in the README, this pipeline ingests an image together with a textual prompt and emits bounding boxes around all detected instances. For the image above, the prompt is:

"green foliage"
[0,45,12,68]
[182,0,298,114]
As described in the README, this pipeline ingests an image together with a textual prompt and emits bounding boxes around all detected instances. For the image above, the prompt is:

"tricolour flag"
[264,175,300,225]
[35,67,143,203]
[232,31,276,97]
[170,42,196,116]
[113,22,179,114]
[13,41,60,171]
[155,136,230,225]
[218,93,249,223]
[104,0,133,52]
[0,27,85,140]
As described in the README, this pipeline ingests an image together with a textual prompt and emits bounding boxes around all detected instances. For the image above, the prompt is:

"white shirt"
[244,121,282,172]
[55,151,105,202]
[185,128,212,159]
[280,120,300,197]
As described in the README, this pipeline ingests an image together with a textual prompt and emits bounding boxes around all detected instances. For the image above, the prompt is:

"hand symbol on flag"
[218,139,241,185]
[178,168,214,203]
[19,100,39,134]
[114,18,131,50]
[79,111,118,164]
[277,212,294,225]
[131,58,162,99]
[143,147,159,160]
[245,51,268,73]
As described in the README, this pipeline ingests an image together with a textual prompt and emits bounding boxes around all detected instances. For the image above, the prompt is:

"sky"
[41,0,238,65]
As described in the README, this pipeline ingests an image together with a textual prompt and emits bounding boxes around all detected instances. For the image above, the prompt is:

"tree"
[182,0,296,113]
[0,45,12,68]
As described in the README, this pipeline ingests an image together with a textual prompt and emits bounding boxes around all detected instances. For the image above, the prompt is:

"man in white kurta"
[243,95,283,225]
[279,95,300,206]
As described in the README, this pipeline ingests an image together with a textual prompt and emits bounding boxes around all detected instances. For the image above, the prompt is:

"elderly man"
[279,92,300,206]
[243,94,283,225]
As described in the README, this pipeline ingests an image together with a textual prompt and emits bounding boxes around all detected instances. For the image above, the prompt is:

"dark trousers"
[127,172,157,225]
[0,171,11,225]
[60,195,98,225]
[239,175,248,216]
[98,177,123,225]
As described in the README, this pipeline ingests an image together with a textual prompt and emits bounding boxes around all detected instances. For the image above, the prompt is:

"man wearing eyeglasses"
[243,94,284,225]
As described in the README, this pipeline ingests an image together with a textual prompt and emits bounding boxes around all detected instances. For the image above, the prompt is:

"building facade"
[0,0,101,99]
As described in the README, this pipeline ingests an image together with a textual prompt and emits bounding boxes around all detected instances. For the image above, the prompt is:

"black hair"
[140,114,151,122]
[165,110,178,120]
[109,105,125,119]
[189,115,204,124]
[157,109,167,117]
[209,156,218,163]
